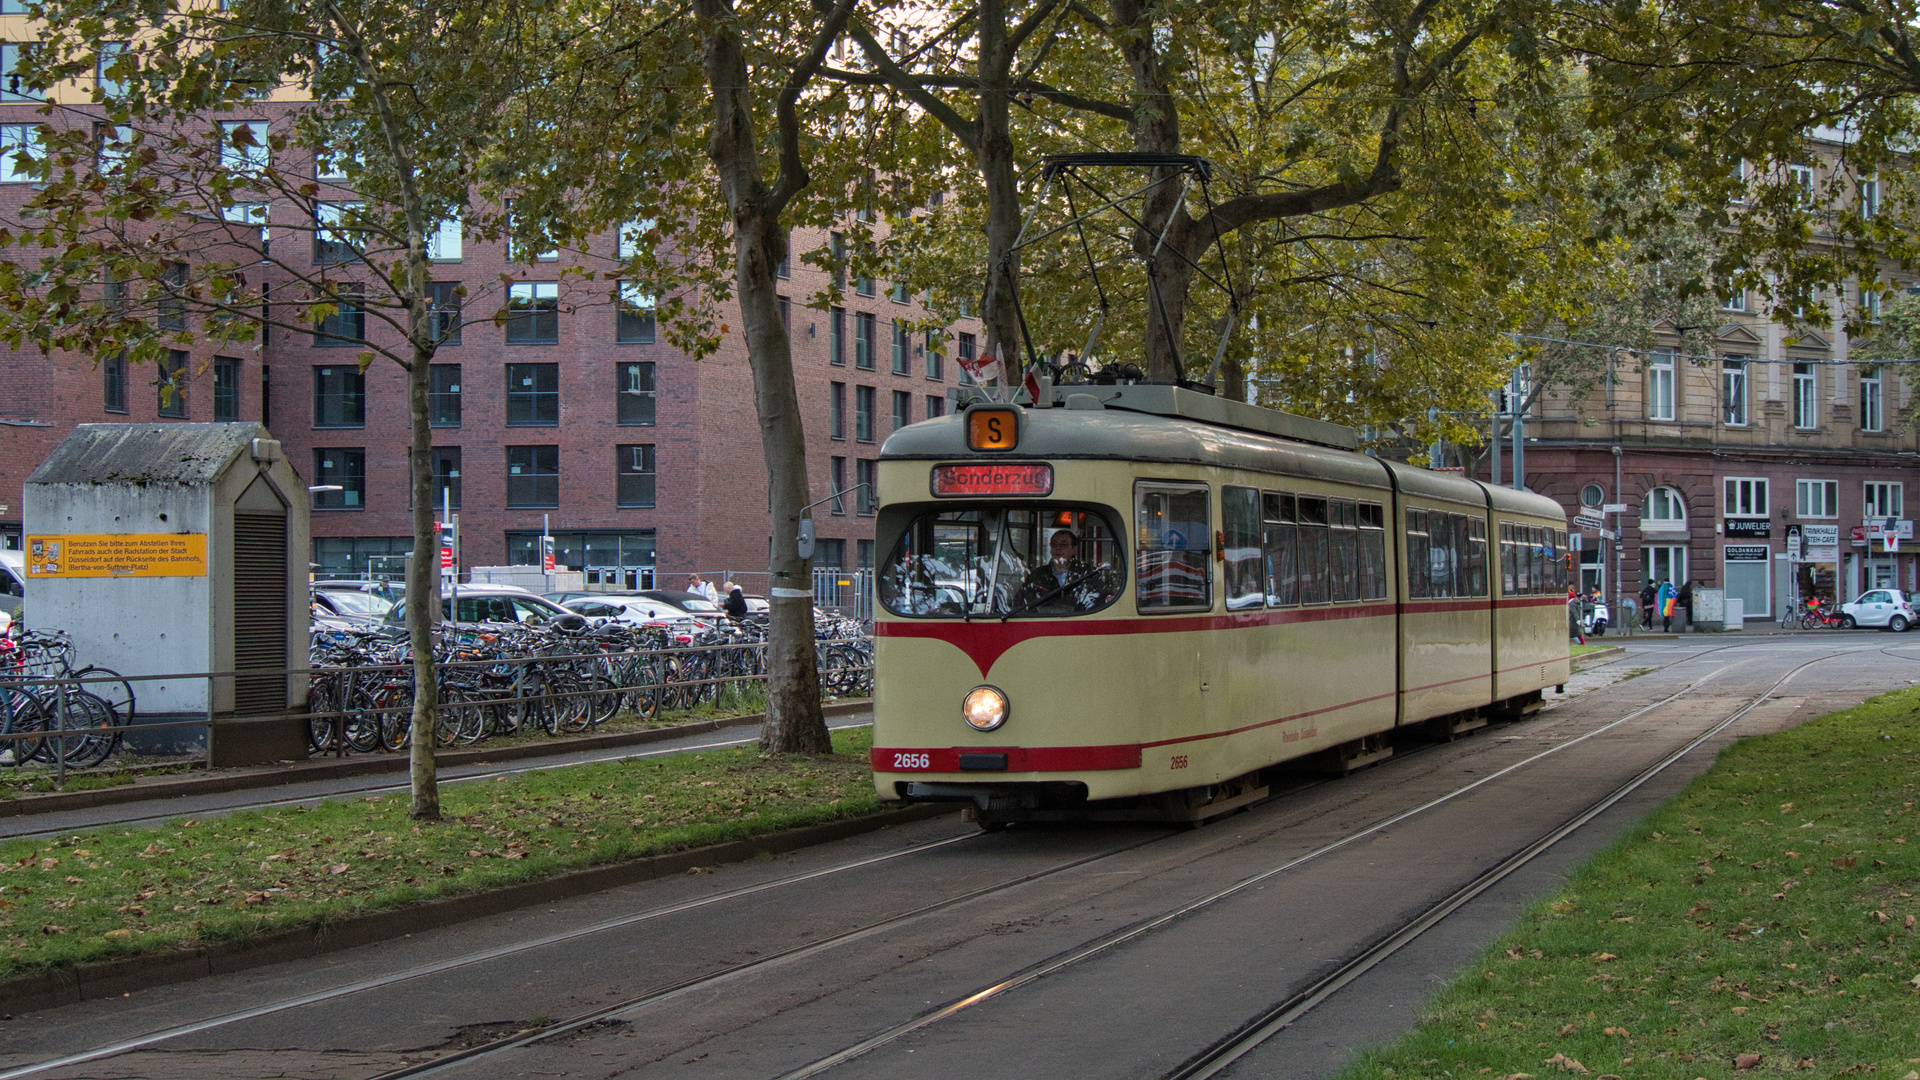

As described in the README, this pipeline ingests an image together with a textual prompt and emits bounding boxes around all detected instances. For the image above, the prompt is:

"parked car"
[312,586,395,621]
[311,590,384,629]
[383,586,584,629]
[0,550,24,621]
[633,590,728,619]
[1839,588,1917,631]
[562,595,716,629]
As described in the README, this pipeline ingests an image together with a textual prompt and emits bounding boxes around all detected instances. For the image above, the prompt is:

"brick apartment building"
[0,89,980,586]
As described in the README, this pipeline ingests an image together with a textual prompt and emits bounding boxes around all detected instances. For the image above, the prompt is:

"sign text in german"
[25,533,209,578]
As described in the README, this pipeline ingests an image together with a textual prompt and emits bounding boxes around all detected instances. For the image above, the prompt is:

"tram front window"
[880,507,1124,617]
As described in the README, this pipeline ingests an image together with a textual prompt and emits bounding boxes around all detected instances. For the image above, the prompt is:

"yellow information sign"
[25,534,209,578]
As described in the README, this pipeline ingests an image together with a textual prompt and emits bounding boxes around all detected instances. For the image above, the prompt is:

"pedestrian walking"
[1676,579,1695,633]
[1639,583,1657,630]
[1657,579,1676,632]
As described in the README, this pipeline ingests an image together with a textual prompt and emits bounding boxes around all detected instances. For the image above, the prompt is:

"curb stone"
[0,799,956,1017]
[0,700,874,820]
[1571,646,1626,668]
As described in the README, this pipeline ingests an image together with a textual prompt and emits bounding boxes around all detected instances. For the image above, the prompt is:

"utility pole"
[1612,444,1623,635]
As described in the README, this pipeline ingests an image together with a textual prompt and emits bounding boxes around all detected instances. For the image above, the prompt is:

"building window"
[217,119,269,174]
[829,231,846,290]
[214,357,240,421]
[95,40,125,98]
[428,281,462,346]
[855,385,875,442]
[1723,477,1768,518]
[506,363,559,425]
[93,120,131,175]
[830,381,846,440]
[432,446,461,509]
[156,261,189,331]
[957,332,976,385]
[1862,177,1881,218]
[312,448,365,509]
[1796,479,1839,518]
[855,266,874,298]
[1646,350,1675,421]
[1721,286,1746,312]
[505,445,559,507]
[926,394,945,418]
[103,352,127,413]
[506,282,560,344]
[830,456,846,514]
[506,199,557,263]
[815,538,845,569]
[1,42,39,103]
[616,282,656,343]
[0,123,41,182]
[892,389,911,430]
[429,364,461,426]
[856,459,877,514]
[313,365,365,427]
[855,312,875,370]
[830,307,846,365]
[778,295,790,332]
[1865,481,1903,521]
[1789,162,1815,199]
[314,284,365,344]
[617,361,655,425]
[616,444,656,507]
[157,350,188,417]
[891,319,910,375]
[1721,359,1747,426]
[1861,365,1884,432]
[1642,485,1685,526]
[858,538,874,569]
[313,202,361,263]
[1793,363,1817,429]
[775,228,791,278]
[616,218,653,260]
[926,334,943,381]
[427,214,463,261]
[1863,289,1882,323]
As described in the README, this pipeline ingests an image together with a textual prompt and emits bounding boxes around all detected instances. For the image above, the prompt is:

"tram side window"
[1464,518,1488,597]
[1358,502,1387,600]
[1529,526,1546,594]
[1330,499,1359,602]
[1262,491,1297,606]
[1406,509,1430,599]
[1222,485,1264,611]
[1136,482,1212,610]
[1429,513,1458,599]
[1296,495,1330,603]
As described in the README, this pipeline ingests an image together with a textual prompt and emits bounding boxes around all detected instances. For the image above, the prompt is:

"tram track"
[343,643,1820,1080]
[1160,646,1849,1080]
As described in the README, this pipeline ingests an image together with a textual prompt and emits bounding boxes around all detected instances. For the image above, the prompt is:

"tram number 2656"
[892,752,932,770]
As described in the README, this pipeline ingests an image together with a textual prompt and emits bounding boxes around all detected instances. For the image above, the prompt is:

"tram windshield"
[879,506,1125,617]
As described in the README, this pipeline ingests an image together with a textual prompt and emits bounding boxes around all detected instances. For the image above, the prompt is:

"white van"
[0,549,23,621]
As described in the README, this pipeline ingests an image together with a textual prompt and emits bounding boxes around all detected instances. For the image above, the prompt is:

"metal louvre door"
[232,511,288,714]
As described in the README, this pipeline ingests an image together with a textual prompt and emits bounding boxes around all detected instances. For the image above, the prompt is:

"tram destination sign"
[932,462,1053,497]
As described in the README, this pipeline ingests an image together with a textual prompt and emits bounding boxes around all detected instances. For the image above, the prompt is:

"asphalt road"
[1,634,1914,1080]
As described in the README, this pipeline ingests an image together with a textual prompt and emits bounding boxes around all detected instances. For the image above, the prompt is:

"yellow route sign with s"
[26,534,209,578]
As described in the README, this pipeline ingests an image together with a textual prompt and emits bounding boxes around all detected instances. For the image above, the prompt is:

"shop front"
[1722,518,1771,620]
[1786,524,1840,609]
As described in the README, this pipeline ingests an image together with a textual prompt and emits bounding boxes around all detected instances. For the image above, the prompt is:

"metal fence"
[0,628,873,783]
[813,568,873,622]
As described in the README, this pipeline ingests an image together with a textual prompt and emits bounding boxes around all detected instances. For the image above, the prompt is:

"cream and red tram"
[870,385,1571,826]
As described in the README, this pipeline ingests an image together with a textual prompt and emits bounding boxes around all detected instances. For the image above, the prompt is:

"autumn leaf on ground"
[1735,1052,1762,1069]
[1603,1026,1629,1036]
[1543,1052,1589,1073]
[328,864,350,875]
[1559,1024,1577,1036]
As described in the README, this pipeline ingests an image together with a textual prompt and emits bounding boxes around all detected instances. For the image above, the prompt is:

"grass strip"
[1337,686,1920,1080]
[1570,644,1615,657]
[0,727,878,978]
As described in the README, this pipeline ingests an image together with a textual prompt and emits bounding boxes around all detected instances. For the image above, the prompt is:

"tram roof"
[883,394,1567,524]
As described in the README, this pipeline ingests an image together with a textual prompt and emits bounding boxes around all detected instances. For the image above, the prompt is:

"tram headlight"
[962,685,1009,732]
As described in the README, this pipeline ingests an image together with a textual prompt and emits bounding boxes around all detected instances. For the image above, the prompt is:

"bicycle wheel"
[307,675,344,753]
[71,666,136,728]
[0,687,50,766]
[48,690,119,769]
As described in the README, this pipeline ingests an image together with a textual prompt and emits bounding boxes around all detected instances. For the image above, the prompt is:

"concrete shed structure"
[25,423,310,763]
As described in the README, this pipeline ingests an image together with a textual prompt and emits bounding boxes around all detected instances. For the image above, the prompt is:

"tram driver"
[1016,528,1111,613]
